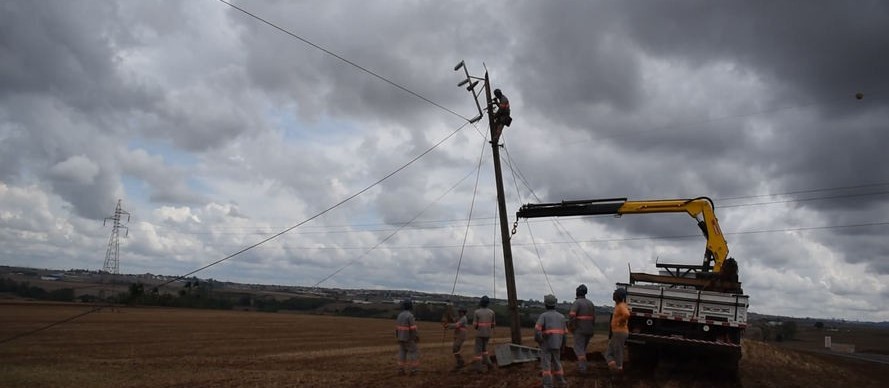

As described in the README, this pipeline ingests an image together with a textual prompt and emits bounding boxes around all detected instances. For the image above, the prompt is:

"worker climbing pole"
[491,88,512,139]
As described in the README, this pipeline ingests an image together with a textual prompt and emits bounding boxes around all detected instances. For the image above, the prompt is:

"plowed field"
[1,302,886,387]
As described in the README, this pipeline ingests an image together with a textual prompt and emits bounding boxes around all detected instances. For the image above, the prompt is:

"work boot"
[397,368,406,376]
[452,355,465,371]
[543,376,554,388]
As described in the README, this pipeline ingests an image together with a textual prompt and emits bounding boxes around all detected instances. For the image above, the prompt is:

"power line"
[217,0,469,122]
[538,220,889,246]
[718,190,889,208]
[8,186,887,253]
[123,180,889,237]
[164,122,468,288]
[502,144,610,280]
[0,306,105,346]
[313,160,477,288]
[570,89,886,145]
[501,142,555,294]
[715,182,889,202]
[243,219,889,250]
[1,121,470,345]
[451,138,488,295]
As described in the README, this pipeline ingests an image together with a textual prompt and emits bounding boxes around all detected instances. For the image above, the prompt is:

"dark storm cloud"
[620,1,889,103]
[0,96,121,218]
[510,1,643,119]
[226,1,489,128]
[119,148,205,205]
[612,1,889,207]
[0,1,165,218]
[497,1,889,256]
[2,0,887,320]
[0,0,263,218]
[0,1,158,114]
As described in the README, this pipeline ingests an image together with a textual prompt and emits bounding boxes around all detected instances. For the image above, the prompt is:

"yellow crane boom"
[516,197,730,273]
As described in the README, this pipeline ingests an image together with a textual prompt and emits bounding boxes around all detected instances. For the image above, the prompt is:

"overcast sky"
[2,0,888,322]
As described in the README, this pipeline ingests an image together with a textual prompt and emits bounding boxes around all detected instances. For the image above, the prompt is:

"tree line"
[1,277,561,327]
[0,278,76,302]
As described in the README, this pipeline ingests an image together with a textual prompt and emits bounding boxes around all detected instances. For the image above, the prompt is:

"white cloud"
[154,206,201,224]
[48,155,100,185]
[1,1,888,323]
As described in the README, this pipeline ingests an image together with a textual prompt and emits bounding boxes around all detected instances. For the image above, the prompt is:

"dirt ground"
[1,302,887,387]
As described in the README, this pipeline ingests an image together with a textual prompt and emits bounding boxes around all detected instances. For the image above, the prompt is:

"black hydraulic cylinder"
[517,198,627,219]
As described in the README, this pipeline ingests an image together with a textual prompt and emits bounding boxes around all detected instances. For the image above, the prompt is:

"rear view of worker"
[491,88,511,139]
[471,295,496,372]
[568,284,596,374]
[535,294,568,388]
[395,299,420,375]
[444,306,469,370]
[605,288,630,373]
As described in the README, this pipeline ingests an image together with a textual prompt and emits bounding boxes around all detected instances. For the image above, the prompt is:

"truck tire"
[627,342,657,371]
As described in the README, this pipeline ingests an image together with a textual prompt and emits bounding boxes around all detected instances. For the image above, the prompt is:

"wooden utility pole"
[483,72,522,345]
[454,61,521,345]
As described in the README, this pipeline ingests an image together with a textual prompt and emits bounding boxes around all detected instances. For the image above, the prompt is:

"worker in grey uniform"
[471,295,496,372]
[568,284,596,374]
[535,294,568,388]
[444,306,469,370]
[395,299,420,375]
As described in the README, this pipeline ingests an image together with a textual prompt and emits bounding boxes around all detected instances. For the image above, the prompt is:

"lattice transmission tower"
[102,199,130,274]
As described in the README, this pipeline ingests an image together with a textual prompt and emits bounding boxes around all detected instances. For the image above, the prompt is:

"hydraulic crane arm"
[516,197,730,273]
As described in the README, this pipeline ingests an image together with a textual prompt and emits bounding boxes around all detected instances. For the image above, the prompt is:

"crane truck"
[516,197,749,371]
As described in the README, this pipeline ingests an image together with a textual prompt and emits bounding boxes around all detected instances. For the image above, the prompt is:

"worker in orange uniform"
[444,306,469,370]
[569,284,596,374]
[535,294,568,388]
[395,299,420,375]
[605,288,630,373]
[471,295,496,372]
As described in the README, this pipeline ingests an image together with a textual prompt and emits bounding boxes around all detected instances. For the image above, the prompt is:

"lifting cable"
[450,134,489,296]
[439,135,487,348]
[524,222,555,296]
[500,139,554,295]
[502,144,609,282]
[492,205,498,300]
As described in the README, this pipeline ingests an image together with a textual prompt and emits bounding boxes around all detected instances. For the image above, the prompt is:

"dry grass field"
[777,322,889,355]
[1,302,887,387]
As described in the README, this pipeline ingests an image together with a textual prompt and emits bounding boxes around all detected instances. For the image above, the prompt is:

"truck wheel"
[627,342,657,371]
[724,350,741,378]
